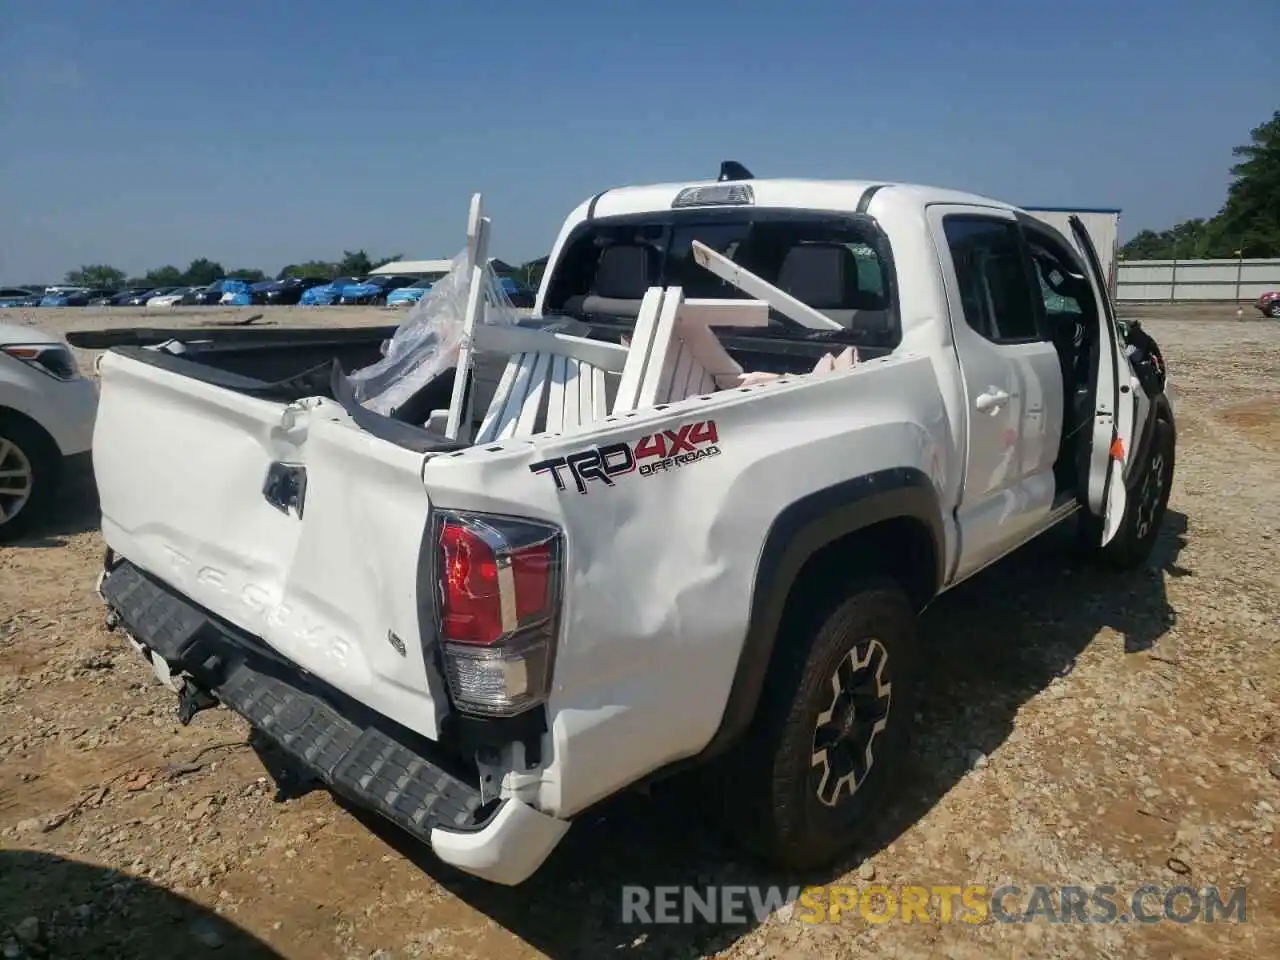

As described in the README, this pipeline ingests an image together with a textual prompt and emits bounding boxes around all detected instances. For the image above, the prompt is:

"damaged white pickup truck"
[92,165,1175,885]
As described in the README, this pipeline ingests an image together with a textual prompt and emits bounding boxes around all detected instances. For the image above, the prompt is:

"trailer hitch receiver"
[176,681,218,726]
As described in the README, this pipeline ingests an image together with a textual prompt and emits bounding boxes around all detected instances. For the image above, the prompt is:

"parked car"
[40,288,114,307]
[102,288,154,306]
[174,279,239,306]
[175,286,219,306]
[147,288,195,307]
[247,281,277,305]
[337,275,418,305]
[0,288,42,308]
[0,321,98,540]
[250,277,329,306]
[1254,291,1280,318]
[88,179,1174,886]
[81,289,119,306]
[385,278,434,307]
[300,277,361,306]
[130,288,179,305]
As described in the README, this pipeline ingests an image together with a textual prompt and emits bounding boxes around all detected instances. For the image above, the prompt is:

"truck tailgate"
[93,348,449,740]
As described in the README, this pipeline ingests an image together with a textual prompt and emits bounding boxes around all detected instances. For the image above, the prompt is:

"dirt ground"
[1,303,1278,959]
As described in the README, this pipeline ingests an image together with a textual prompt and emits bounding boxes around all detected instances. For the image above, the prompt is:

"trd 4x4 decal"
[530,420,721,494]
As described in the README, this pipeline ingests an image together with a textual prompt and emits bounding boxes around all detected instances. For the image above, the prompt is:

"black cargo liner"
[99,559,494,838]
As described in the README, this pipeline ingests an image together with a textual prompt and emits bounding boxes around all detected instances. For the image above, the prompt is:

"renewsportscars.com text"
[620,884,1248,926]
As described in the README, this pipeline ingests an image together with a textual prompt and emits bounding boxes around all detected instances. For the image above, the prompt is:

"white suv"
[0,322,99,540]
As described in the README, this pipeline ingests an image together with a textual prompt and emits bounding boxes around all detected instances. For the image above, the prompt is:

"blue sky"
[1,0,1275,284]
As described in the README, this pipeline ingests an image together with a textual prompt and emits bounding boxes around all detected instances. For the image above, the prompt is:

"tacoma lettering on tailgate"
[529,419,721,495]
[160,546,354,668]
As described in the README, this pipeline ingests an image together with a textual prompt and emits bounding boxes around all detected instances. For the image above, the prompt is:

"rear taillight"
[433,510,562,717]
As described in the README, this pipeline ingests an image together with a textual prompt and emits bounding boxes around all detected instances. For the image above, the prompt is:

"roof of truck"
[579,178,1021,222]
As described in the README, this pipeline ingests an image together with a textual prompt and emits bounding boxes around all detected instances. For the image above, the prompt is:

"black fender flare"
[696,466,946,764]
[1125,392,1176,491]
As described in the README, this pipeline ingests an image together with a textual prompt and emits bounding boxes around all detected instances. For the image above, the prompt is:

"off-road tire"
[0,413,59,543]
[1077,416,1175,569]
[724,579,919,871]
[1266,301,1280,319]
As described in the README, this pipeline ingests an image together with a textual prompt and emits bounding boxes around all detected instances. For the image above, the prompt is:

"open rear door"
[1068,215,1137,546]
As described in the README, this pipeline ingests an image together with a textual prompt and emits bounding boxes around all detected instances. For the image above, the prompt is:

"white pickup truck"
[91,167,1174,886]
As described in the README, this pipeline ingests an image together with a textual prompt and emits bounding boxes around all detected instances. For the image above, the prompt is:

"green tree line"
[65,249,406,289]
[1121,108,1280,261]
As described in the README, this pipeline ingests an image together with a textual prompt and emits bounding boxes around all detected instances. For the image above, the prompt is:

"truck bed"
[101,315,893,452]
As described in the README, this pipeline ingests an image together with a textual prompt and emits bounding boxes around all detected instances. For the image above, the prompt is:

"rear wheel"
[0,414,59,542]
[1267,301,1280,319]
[725,580,919,870]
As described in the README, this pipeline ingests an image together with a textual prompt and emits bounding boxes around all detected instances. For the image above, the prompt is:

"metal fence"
[1115,258,1280,302]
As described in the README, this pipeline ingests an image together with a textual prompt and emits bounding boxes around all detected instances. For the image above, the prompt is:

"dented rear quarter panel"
[422,352,954,817]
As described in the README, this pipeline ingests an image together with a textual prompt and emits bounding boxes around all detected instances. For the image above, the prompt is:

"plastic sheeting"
[345,248,519,417]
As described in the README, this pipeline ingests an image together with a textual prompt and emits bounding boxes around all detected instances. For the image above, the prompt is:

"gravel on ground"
[1,304,1277,959]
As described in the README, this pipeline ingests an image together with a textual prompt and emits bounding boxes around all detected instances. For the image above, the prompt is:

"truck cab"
[532,175,1150,569]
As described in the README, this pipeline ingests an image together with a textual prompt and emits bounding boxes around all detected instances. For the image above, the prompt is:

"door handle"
[975,388,1010,414]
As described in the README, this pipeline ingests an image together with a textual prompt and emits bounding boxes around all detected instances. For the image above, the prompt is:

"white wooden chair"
[469,324,630,442]
[613,288,770,412]
[443,287,772,441]
[442,194,495,440]
[613,241,848,410]
[432,194,629,442]
[689,239,844,331]
[438,217,844,443]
